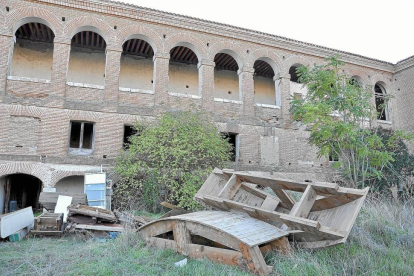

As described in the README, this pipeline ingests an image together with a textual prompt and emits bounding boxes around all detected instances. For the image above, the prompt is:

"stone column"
[0,34,14,102]
[198,59,215,112]
[277,72,292,120]
[50,39,71,108]
[153,52,170,106]
[239,66,255,117]
[104,47,122,112]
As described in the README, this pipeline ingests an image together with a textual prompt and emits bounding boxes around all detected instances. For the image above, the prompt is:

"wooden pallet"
[195,169,369,248]
[139,211,291,276]
[31,213,64,236]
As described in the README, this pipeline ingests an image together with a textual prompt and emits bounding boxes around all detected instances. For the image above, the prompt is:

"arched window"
[168,45,199,96]
[374,83,388,121]
[289,65,301,83]
[214,52,240,101]
[9,22,55,81]
[253,59,277,106]
[289,64,307,98]
[67,29,106,87]
[119,38,154,93]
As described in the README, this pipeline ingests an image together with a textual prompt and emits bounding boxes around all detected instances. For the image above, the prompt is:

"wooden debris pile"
[39,192,87,211]
[67,204,123,232]
[139,168,369,275]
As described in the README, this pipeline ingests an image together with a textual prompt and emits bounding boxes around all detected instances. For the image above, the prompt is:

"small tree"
[290,56,411,189]
[114,111,232,211]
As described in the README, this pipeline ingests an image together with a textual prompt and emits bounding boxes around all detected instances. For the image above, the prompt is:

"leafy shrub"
[114,111,232,211]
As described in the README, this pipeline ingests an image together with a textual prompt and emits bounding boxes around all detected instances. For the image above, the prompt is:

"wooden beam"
[173,222,191,255]
[218,174,242,200]
[260,196,280,211]
[134,39,142,53]
[289,185,317,218]
[239,244,272,276]
[129,39,137,53]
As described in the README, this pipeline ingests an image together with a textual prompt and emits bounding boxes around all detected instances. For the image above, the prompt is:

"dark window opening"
[289,66,300,83]
[123,125,137,149]
[375,84,387,121]
[221,132,238,162]
[69,121,94,154]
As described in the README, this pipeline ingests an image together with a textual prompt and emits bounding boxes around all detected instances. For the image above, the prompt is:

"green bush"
[114,111,232,211]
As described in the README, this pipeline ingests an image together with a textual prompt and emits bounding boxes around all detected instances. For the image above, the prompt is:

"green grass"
[1,198,413,275]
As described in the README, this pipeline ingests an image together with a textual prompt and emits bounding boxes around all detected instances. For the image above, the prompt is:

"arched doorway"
[0,174,42,214]
[54,175,84,194]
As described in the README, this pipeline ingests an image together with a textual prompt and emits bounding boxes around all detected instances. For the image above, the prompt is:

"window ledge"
[214,98,243,104]
[67,82,105,90]
[378,120,392,125]
[119,87,154,94]
[168,92,201,99]
[7,76,51,83]
[254,103,280,109]
[68,148,94,155]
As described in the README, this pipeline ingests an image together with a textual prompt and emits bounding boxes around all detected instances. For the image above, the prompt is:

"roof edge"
[32,0,401,72]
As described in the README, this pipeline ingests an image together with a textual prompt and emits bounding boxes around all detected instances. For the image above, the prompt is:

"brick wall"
[0,0,410,184]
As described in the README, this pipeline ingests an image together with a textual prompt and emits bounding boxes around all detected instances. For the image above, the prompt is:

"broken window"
[221,132,238,162]
[168,45,199,96]
[10,22,55,81]
[119,38,154,92]
[375,83,388,121]
[69,121,94,155]
[289,66,301,83]
[214,52,240,101]
[123,125,137,149]
[254,59,276,106]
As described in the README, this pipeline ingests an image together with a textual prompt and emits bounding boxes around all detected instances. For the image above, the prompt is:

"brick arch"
[5,6,63,37]
[116,24,163,53]
[282,55,312,75]
[208,41,248,68]
[50,171,85,187]
[0,162,50,186]
[250,48,282,75]
[165,32,207,61]
[63,16,116,47]
[371,74,392,91]
[343,66,370,85]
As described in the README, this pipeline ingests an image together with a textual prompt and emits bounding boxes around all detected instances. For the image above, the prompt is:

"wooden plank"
[218,174,242,199]
[260,196,280,211]
[139,220,174,239]
[188,243,242,266]
[223,170,341,196]
[239,183,267,199]
[173,222,191,255]
[271,187,296,209]
[161,202,185,211]
[148,237,177,251]
[239,243,272,276]
[289,185,317,218]
[75,224,124,232]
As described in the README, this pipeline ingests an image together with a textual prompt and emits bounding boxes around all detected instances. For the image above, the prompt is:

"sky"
[119,0,413,64]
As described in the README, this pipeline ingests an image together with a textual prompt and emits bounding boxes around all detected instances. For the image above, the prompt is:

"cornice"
[395,55,414,73]
[28,0,403,73]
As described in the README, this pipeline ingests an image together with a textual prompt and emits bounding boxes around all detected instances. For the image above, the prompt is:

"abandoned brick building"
[0,0,413,213]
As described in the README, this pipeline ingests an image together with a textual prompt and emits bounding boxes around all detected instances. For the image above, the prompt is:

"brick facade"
[0,0,412,190]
